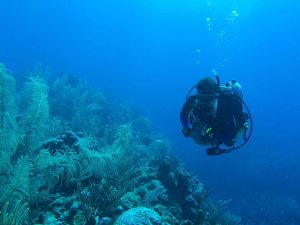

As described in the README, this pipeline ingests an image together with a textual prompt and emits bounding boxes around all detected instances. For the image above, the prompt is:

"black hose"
[186,85,197,101]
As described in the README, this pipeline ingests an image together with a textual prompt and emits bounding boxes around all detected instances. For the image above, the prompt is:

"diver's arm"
[180,107,190,130]
[180,96,196,136]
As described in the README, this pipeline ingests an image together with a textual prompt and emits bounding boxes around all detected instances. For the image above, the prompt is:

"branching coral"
[76,179,126,222]
[18,75,49,154]
[0,63,19,170]
[0,156,32,225]
[32,145,93,202]
[0,200,29,225]
[49,74,107,135]
[0,156,33,208]
[0,64,139,223]
[49,74,88,121]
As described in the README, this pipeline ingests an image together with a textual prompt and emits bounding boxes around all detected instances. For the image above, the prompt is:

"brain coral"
[114,207,165,225]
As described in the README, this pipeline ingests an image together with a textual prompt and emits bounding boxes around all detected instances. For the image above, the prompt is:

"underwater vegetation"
[0,63,241,225]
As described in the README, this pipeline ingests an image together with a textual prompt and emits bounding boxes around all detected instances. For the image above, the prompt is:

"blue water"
[1,0,300,224]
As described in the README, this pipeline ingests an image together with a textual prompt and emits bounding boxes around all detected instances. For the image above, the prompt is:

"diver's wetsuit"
[180,90,247,146]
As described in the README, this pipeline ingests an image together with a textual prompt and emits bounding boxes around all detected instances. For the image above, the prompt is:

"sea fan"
[19,75,49,154]
[32,147,93,198]
[0,200,29,225]
[0,156,33,211]
[0,63,19,170]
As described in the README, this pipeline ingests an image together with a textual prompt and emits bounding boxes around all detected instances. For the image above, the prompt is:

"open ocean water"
[1,0,300,224]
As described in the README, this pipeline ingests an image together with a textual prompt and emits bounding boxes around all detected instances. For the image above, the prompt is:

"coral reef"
[0,63,241,225]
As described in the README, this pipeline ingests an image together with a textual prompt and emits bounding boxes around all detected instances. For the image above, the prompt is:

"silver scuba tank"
[219,80,243,99]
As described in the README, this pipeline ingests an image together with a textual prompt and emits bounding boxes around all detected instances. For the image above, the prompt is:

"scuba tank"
[219,80,243,99]
[208,76,253,155]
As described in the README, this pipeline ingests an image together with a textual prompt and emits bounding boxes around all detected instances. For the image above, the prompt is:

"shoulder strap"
[211,95,218,118]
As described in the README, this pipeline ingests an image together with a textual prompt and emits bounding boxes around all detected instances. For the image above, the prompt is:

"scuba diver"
[180,76,252,155]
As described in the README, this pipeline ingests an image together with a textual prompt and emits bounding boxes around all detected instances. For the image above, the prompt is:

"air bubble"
[232,10,239,17]
[211,69,218,75]
[205,17,212,31]
[226,10,239,23]
[218,30,226,39]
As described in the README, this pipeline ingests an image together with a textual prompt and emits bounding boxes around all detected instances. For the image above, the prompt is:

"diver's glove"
[182,127,191,137]
[206,146,225,156]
